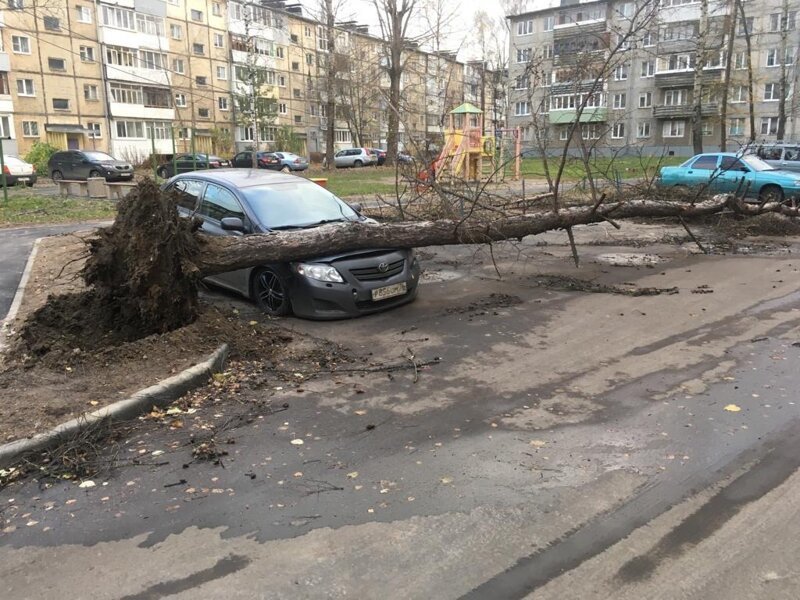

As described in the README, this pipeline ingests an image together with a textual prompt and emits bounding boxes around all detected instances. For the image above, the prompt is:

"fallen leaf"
[529,440,547,448]
[354,410,367,416]
[346,471,359,479]
[290,439,304,445]
[724,404,742,412]
[78,481,95,489]
[293,471,303,478]
[151,450,164,456]
[440,476,453,485]
[249,320,258,326]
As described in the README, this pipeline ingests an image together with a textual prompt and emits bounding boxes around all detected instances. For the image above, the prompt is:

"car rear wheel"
[354,160,363,168]
[759,184,784,204]
[89,169,102,179]
[51,170,63,181]
[251,267,291,317]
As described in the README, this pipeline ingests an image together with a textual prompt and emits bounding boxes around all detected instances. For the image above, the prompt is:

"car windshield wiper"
[310,218,352,226]
[269,224,308,231]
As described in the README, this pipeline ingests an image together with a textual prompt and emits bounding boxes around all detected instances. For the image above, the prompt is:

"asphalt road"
[2,224,800,598]
[0,223,102,321]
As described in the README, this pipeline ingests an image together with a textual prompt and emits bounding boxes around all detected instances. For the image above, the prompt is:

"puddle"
[595,253,665,267]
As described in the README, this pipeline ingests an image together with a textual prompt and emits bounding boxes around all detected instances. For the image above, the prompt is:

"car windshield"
[741,155,776,172]
[3,156,26,166]
[83,151,116,161]
[243,181,360,229]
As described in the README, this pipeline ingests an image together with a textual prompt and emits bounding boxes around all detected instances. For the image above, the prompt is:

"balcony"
[652,103,718,118]
[549,107,607,124]
[105,64,170,87]
[654,70,722,88]
[552,19,606,40]
[98,26,168,52]
[109,101,174,121]
[551,80,604,96]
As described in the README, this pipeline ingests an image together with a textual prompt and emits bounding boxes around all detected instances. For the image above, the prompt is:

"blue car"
[658,153,800,203]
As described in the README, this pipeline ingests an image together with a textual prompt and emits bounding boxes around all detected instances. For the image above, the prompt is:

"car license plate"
[372,282,407,301]
[18,177,29,182]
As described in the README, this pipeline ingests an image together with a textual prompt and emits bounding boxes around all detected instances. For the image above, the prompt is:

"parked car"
[658,152,800,203]
[327,148,377,168]
[157,153,231,178]
[398,151,415,164]
[48,150,133,182]
[368,148,387,166]
[748,143,800,173]
[272,152,309,172]
[231,151,281,170]
[2,155,37,187]
[161,169,420,319]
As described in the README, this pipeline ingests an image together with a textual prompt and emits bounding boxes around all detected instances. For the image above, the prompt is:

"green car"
[658,153,800,203]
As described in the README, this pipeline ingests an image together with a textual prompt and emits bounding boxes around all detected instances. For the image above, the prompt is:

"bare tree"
[335,36,382,146]
[775,0,791,140]
[719,0,737,151]
[736,0,756,143]
[691,0,710,155]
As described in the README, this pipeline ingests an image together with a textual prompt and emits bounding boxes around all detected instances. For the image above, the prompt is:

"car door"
[718,156,753,193]
[69,151,91,179]
[233,152,251,168]
[684,155,720,189]
[333,150,346,168]
[196,182,252,294]
[779,147,800,173]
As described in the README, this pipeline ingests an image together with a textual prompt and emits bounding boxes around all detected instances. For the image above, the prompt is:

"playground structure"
[429,103,521,183]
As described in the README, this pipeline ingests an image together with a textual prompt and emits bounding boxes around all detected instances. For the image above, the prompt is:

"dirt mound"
[16,179,202,360]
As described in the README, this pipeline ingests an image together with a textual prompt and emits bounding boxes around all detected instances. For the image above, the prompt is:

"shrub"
[24,141,59,175]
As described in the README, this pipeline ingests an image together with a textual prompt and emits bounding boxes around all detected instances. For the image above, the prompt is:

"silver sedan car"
[330,148,377,168]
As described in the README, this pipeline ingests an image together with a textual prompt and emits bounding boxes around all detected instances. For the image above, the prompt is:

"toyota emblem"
[378,262,389,272]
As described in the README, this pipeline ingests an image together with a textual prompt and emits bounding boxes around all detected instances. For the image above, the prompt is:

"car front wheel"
[51,170,64,181]
[759,184,784,204]
[251,267,292,317]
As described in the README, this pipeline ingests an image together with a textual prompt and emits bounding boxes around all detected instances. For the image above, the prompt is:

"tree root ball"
[20,179,202,358]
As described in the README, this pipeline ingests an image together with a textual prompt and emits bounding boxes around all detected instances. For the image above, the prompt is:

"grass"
[508,155,688,182]
[300,166,406,198]
[0,189,116,227]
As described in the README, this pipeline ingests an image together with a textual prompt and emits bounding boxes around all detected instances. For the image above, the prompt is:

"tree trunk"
[691,0,709,155]
[324,0,336,171]
[737,0,756,143]
[776,0,789,140]
[719,3,737,151]
[194,197,739,276]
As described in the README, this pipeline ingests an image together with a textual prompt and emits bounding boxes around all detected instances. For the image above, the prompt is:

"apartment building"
[507,0,800,155]
[1,0,490,160]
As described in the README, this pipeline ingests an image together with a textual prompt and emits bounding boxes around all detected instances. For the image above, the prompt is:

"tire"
[51,170,63,181]
[759,184,784,204]
[157,166,168,178]
[251,267,291,317]
[88,170,102,179]
[354,159,363,168]
[281,165,291,173]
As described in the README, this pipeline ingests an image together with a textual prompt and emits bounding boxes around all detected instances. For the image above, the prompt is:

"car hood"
[98,160,132,168]
[760,169,800,180]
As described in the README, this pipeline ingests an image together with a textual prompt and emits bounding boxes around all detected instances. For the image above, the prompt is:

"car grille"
[349,258,405,281]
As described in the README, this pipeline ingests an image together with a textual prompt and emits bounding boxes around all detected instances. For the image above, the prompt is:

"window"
[86,123,101,138]
[143,87,170,108]
[214,34,224,48]
[692,155,719,169]
[543,15,554,31]
[212,2,221,16]
[733,51,747,70]
[641,60,655,77]
[198,107,210,118]
[79,46,95,62]
[637,121,651,138]
[761,117,778,135]
[116,120,145,138]
[702,122,713,137]
[140,50,166,69]
[12,36,30,54]
[764,83,779,101]
[136,14,164,36]
[305,25,312,36]
[514,75,529,90]
[664,89,688,105]
[663,53,694,71]
[516,48,531,63]
[738,17,753,35]
[729,118,745,136]
[769,11,796,32]
[294,114,302,124]
[76,5,92,23]
[7,0,22,9]
[106,45,137,67]
[199,184,244,222]
[278,102,287,114]
[293,88,301,98]
[542,45,553,59]
[22,121,39,137]
[16,79,35,96]
[48,57,66,71]
[766,48,794,67]
[84,84,99,101]
[43,16,60,30]
[638,92,652,108]
[173,59,185,74]
[102,6,134,30]
[611,123,625,139]
[581,124,600,140]
[642,31,655,47]
[617,2,634,18]
[559,128,569,141]
[110,83,142,104]
[613,62,628,81]
[613,93,626,109]
[218,96,228,110]
[193,43,205,55]
[52,98,70,110]
[278,74,286,87]
[277,47,284,59]
[515,101,531,116]
[662,120,685,138]
[335,129,351,143]
[196,76,207,86]
[172,179,204,211]
[174,93,187,107]
[216,66,227,80]
[191,9,203,22]
[306,53,313,65]
[291,61,300,71]
[517,19,534,36]
[170,24,182,39]
[731,85,747,103]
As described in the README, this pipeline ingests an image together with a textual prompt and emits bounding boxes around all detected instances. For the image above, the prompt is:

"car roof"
[171,168,302,188]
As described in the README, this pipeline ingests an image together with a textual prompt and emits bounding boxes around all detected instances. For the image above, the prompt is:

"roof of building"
[450,102,483,114]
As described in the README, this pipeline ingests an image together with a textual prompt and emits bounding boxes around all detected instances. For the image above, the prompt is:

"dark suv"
[48,150,133,181]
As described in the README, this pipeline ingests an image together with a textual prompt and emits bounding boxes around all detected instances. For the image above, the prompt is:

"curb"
[0,237,42,355]
[0,343,229,470]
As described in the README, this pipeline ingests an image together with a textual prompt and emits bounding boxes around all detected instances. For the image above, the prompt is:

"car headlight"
[793,179,800,187]
[296,263,344,283]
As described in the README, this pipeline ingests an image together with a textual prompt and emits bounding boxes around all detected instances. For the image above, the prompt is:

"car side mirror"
[739,166,749,172]
[350,202,362,214]
[221,217,246,232]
